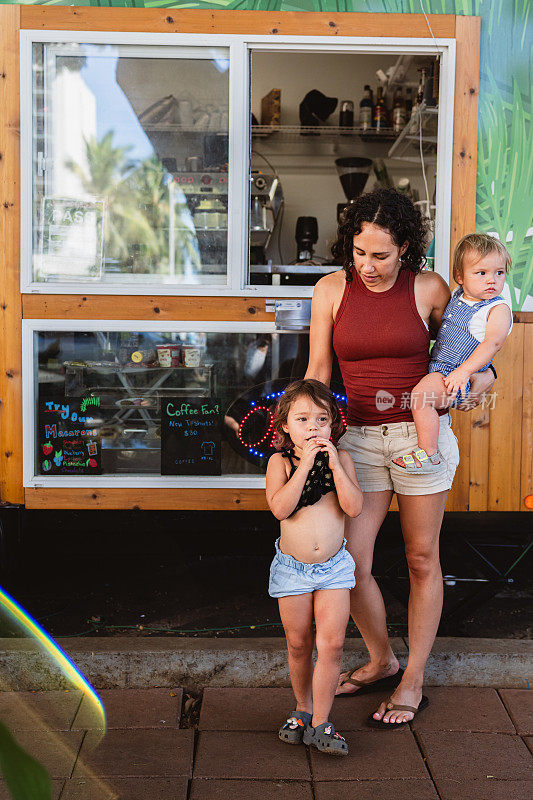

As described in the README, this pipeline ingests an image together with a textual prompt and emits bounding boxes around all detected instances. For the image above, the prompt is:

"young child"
[393,233,513,472]
[266,379,363,756]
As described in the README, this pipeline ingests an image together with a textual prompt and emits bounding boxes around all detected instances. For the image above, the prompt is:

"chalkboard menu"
[161,398,222,476]
[38,397,102,475]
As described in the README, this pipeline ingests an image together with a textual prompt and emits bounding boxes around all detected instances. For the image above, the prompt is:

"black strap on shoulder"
[282,449,299,476]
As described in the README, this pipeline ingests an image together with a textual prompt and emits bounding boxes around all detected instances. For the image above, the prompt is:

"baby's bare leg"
[411,372,452,455]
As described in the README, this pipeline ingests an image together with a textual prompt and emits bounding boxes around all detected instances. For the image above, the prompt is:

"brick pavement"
[0,686,531,799]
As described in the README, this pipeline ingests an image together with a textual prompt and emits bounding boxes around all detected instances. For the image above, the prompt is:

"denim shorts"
[268,538,356,598]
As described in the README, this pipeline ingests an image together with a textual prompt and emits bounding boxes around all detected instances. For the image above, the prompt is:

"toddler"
[266,379,363,756]
[394,233,512,472]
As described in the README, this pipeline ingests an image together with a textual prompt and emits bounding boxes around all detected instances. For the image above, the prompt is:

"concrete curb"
[0,637,531,692]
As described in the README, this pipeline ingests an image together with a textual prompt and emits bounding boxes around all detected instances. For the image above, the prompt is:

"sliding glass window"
[30,43,230,288]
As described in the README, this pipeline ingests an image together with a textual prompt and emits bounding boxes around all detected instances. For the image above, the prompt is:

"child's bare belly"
[279,493,345,564]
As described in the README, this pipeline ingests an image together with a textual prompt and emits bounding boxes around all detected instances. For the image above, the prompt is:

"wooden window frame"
[20,31,455,299]
[1,8,481,510]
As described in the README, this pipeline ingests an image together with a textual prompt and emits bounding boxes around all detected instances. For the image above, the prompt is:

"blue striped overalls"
[429,288,502,404]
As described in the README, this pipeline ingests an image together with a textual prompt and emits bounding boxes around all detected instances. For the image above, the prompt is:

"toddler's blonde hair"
[453,233,511,282]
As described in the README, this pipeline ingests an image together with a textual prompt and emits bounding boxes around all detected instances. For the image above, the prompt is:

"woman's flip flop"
[366,695,429,729]
[336,667,404,698]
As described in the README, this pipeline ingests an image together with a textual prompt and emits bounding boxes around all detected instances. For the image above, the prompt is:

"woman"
[305,189,494,726]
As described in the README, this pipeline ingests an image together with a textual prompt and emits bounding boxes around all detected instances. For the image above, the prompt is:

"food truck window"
[248,50,442,290]
[28,43,230,289]
[29,326,321,484]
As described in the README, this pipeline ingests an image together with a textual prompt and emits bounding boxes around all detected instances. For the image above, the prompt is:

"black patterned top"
[282,449,336,517]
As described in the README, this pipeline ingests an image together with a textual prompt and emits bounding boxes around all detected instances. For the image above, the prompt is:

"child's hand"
[443,367,470,399]
[315,438,340,471]
[299,437,323,470]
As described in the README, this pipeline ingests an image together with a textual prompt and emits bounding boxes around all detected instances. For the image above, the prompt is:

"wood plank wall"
[445,14,480,512]
[0,6,24,504]
[521,325,533,508]
[20,8,456,37]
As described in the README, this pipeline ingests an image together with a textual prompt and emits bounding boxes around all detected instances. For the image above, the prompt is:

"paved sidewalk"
[0,686,531,799]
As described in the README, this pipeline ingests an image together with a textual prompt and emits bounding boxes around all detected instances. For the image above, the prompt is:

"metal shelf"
[141,124,227,135]
[387,103,438,160]
[250,263,336,275]
[252,124,397,141]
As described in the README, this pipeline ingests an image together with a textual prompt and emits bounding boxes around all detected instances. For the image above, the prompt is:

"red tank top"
[333,267,431,425]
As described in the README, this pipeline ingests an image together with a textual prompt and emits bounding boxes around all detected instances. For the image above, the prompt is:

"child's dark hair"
[273,379,345,450]
[331,188,430,281]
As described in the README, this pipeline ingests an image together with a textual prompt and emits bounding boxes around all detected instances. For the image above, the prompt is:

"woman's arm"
[456,368,495,409]
[304,276,335,386]
[426,272,452,337]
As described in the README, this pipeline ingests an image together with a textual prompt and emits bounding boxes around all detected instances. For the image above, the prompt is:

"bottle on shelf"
[392,87,407,134]
[339,100,354,134]
[396,177,412,197]
[373,159,393,188]
[373,86,388,131]
[359,84,373,131]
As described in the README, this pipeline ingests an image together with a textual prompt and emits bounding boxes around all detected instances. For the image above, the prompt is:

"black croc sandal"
[278,710,312,745]
[303,721,348,756]
[366,695,429,730]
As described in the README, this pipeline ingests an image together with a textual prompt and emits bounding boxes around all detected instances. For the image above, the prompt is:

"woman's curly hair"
[331,188,430,281]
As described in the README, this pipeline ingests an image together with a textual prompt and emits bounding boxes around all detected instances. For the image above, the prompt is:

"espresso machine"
[171,171,229,230]
[250,170,284,265]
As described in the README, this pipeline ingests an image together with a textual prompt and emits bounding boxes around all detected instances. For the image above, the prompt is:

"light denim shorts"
[268,538,356,598]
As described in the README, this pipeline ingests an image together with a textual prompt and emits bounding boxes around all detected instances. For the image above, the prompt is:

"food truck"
[0,7,530,517]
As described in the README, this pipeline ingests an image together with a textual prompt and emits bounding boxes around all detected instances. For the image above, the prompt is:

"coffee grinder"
[335,157,373,222]
[294,216,319,263]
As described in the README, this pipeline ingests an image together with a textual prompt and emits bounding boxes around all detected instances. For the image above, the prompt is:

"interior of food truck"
[249,50,439,286]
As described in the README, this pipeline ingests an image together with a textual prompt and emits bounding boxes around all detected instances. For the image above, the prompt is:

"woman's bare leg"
[336,489,398,695]
[312,588,350,726]
[372,490,447,724]
[278,593,315,714]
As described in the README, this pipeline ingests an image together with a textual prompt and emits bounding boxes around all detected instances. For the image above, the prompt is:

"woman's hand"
[315,437,341,471]
[455,369,495,411]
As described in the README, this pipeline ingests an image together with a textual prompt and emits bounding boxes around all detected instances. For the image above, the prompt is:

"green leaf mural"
[2,0,531,306]
[0,721,52,800]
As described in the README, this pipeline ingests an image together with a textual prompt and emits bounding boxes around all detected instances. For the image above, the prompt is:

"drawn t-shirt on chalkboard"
[39,396,102,475]
[161,398,222,476]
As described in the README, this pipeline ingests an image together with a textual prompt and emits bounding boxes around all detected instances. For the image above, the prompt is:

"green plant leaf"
[0,721,52,800]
